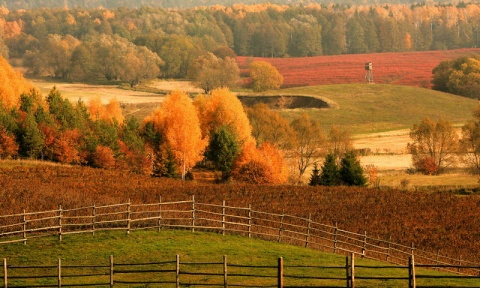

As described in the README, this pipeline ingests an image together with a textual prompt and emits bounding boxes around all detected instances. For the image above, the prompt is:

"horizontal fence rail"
[2,254,480,288]
[1,196,479,278]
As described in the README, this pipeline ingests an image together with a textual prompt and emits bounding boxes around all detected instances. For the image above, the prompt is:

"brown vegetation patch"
[1,164,479,263]
[238,95,331,109]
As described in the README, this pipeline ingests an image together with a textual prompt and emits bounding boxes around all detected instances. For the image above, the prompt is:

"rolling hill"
[263,84,478,133]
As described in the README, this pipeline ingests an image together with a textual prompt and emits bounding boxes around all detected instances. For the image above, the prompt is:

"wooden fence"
[1,196,479,279]
[2,254,480,287]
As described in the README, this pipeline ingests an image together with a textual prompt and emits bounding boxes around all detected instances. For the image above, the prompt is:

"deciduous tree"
[461,105,480,173]
[408,117,458,174]
[290,113,325,180]
[0,126,18,159]
[188,52,240,94]
[246,103,294,149]
[195,88,254,147]
[144,91,207,180]
[249,61,283,92]
[0,55,33,110]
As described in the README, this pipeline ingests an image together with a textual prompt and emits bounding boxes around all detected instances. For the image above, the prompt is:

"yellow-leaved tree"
[249,61,283,92]
[145,91,207,180]
[87,96,124,124]
[194,88,289,184]
[0,55,33,109]
[194,88,254,147]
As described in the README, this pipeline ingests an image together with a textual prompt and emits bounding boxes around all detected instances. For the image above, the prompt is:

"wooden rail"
[2,254,480,287]
[0,196,479,277]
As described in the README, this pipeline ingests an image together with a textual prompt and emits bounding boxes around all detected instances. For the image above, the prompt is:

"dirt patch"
[33,81,165,104]
[238,95,331,109]
[353,129,411,154]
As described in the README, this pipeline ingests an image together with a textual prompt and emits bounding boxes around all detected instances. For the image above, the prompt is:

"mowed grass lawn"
[1,230,478,287]
[278,84,479,133]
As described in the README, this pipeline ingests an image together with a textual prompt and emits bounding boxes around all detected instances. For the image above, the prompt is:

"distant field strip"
[1,197,478,278]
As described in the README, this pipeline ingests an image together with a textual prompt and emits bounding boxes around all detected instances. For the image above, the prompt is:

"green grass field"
[1,230,478,287]
[277,84,478,133]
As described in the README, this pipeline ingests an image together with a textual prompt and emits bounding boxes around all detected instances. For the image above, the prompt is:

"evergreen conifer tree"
[309,163,321,186]
[206,126,239,180]
[319,153,340,186]
[339,151,367,186]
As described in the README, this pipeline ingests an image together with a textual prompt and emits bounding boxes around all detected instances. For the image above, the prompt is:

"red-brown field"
[1,164,479,264]
[237,48,480,88]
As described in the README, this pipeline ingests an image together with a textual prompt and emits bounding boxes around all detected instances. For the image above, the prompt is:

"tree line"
[2,2,480,82]
[0,54,351,184]
[2,0,461,10]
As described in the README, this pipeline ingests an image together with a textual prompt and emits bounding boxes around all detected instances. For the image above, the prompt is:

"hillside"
[238,49,480,89]
[272,84,478,133]
[1,163,479,264]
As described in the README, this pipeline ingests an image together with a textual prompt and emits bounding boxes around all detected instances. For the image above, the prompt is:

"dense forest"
[2,0,463,10]
[2,2,480,81]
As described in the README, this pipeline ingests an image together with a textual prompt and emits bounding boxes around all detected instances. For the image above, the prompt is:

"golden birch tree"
[145,91,207,180]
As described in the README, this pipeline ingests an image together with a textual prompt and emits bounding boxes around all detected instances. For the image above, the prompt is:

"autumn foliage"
[0,55,33,109]
[0,164,479,264]
[144,91,207,179]
[88,96,124,124]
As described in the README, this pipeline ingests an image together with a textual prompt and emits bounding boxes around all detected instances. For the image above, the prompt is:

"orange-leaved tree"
[232,141,289,184]
[145,91,207,180]
[0,55,33,110]
[194,88,254,147]
[0,125,18,159]
[87,96,124,124]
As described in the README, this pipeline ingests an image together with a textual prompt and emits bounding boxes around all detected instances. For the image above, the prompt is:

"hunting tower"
[365,62,373,84]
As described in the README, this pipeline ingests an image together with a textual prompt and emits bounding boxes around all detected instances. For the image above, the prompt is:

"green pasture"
[277,84,478,133]
[0,230,478,287]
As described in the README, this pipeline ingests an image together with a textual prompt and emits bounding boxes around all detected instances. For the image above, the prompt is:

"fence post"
[127,199,131,234]
[334,222,338,254]
[110,255,114,288]
[23,209,27,245]
[305,214,311,248]
[92,203,96,236]
[386,236,391,262]
[248,204,252,238]
[278,257,284,288]
[176,254,180,288]
[278,210,284,243]
[3,258,7,288]
[192,195,195,233]
[222,200,226,236]
[350,253,355,288]
[223,255,228,288]
[458,255,462,273]
[411,242,415,258]
[362,231,367,257]
[58,258,61,288]
[158,196,162,232]
[58,205,62,242]
[408,256,416,288]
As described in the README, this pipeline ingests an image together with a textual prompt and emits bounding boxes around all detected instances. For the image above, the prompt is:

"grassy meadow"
[277,84,479,133]
[1,229,478,287]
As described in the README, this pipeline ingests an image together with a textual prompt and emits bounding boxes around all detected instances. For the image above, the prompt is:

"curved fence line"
[0,196,478,276]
